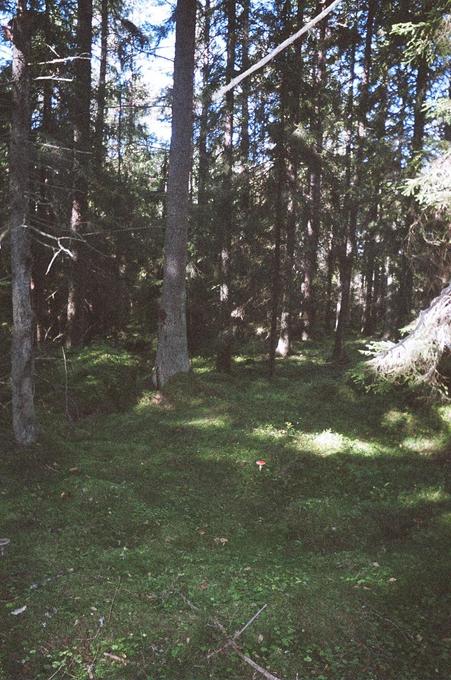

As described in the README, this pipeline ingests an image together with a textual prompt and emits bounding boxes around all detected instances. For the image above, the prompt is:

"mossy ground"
[1,342,450,679]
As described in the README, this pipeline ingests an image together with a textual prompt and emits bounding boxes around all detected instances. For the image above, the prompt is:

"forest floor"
[0,342,450,680]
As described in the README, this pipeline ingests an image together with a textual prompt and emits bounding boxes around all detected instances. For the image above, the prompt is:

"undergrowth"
[1,342,450,679]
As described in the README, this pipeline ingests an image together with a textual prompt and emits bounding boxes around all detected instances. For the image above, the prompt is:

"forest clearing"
[1,0,450,677]
[1,343,450,679]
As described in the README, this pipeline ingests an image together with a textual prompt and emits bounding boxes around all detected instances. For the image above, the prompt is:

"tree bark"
[269,138,285,376]
[10,0,38,445]
[216,0,236,372]
[277,0,303,357]
[301,0,327,341]
[333,2,375,360]
[154,0,196,387]
[197,0,211,218]
[362,236,375,335]
[332,35,357,361]
[324,223,337,334]
[94,0,108,168]
[363,64,388,336]
[276,153,296,357]
[66,0,92,347]
[239,0,251,216]
[32,0,53,344]
[396,56,429,329]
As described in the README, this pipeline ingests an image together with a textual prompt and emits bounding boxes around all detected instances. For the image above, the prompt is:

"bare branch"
[34,76,74,82]
[215,0,342,99]
[233,603,268,640]
[31,56,91,66]
[36,142,93,155]
[45,240,75,275]
[0,226,10,248]
[207,603,268,658]
[46,44,61,58]
[233,646,285,680]
[177,593,286,680]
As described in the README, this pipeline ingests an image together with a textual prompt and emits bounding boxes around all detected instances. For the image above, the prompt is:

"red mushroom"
[256,459,266,471]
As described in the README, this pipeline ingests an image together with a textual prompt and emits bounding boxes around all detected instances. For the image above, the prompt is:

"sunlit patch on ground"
[402,436,445,453]
[311,429,345,454]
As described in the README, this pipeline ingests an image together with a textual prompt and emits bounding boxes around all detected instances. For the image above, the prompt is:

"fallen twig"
[232,645,285,680]
[45,661,66,680]
[177,592,286,680]
[107,578,122,624]
[103,652,127,665]
[233,603,268,640]
[207,603,268,658]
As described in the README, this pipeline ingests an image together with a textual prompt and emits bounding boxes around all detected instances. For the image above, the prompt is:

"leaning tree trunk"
[369,283,451,393]
[154,0,196,387]
[66,0,92,347]
[9,1,38,445]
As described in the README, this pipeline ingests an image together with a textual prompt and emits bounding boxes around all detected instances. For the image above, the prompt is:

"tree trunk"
[197,0,211,217]
[276,154,296,357]
[10,1,38,445]
[277,0,303,356]
[332,36,357,361]
[333,2,375,360]
[94,0,108,168]
[154,0,196,387]
[396,56,429,329]
[363,63,388,336]
[301,0,327,341]
[239,0,251,216]
[216,0,236,372]
[362,236,375,335]
[33,0,53,344]
[66,0,92,347]
[324,223,336,334]
[269,134,285,376]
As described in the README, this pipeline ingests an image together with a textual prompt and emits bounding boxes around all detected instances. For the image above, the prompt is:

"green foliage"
[1,344,450,679]
[424,97,451,125]
[403,147,451,213]
[391,18,447,64]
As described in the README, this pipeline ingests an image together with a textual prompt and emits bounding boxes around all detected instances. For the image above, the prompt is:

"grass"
[0,342,450,679]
